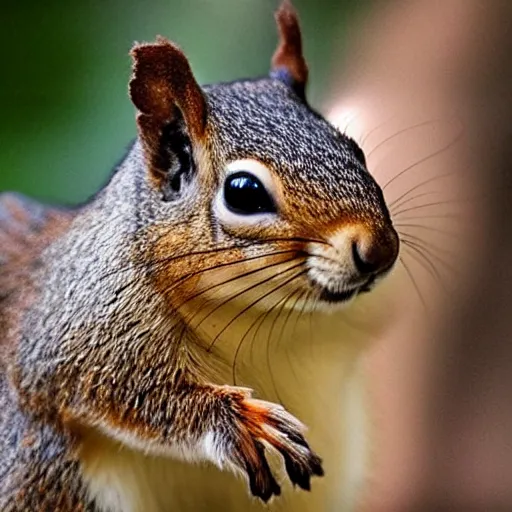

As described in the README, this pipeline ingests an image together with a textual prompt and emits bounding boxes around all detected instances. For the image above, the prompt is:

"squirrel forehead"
[204,78,381,210]
[205,79,349,165]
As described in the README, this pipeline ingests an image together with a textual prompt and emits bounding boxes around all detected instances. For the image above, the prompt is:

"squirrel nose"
[351,225,399,276]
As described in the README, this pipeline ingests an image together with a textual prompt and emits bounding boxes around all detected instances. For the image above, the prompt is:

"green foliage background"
[0,0,367,205]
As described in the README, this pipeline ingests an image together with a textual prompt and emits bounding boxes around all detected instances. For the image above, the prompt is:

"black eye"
[224,172,276,215]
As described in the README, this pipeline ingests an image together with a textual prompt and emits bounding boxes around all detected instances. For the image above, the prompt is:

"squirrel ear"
[129,37,206,180]
[270,0,308,100]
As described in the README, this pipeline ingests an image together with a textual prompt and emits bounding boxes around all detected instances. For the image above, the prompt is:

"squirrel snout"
[325,222,399,281]
[308,222,399,304]
[351,224,399,277]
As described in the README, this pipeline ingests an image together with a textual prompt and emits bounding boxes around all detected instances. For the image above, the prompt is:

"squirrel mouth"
[318,276,376,304]
[319,287,358,303]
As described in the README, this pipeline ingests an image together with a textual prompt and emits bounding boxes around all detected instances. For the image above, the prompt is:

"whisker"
[394,222,461,239]
[400,230,456,258]
[290,289,313,362]
[61,250,302,336]
[394,213,463,222]
[399,255,428,310]
[207,266,308,353]
[400,236,457,275]
[367,118,448,161]
[90,235,330,289]
[282,290,309,385]
[274,290,304,356]
[185,259,303,333]
[55,251,310,361]
[382,130,462,192]
[359,114,396,148]
[307,292,320,362]
[393,200,462,218]
[401,243,448,293]
[388,172,455,211]
[393,193,487,218]
[231,288,292,388]
[247,289,292,378]
[62,257,302,361]
[340,111,360,136]
[391,179,512,214]
[392,191,439,214]
[265,290,298,403]
[172,254,300,313]
[233,325,262,388]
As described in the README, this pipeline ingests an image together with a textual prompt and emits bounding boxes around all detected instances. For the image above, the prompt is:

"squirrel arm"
[64,368,323,502]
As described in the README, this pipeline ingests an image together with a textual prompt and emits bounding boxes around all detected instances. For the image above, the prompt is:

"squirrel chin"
[312,266,402,345]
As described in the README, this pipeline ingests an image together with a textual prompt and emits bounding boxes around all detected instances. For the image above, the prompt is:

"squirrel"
[0,1,399,511]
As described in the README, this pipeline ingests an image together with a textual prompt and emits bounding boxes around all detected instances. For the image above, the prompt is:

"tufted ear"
[129,37,207,181]
[270,0,308,101]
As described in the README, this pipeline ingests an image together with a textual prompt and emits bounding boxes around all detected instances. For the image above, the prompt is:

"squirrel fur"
[0,2,399,511]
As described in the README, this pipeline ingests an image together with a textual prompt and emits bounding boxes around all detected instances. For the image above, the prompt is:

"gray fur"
[0,59,394,512]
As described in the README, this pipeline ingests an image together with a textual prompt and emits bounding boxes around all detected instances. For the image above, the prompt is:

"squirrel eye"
[223,172,276,215]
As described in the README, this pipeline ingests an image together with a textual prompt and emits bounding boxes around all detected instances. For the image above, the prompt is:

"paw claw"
[246,440,282,502]
[228,392,324,501]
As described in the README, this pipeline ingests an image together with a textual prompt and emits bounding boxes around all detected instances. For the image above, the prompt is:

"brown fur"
[0,194,74,361]
[0,2,399,510]
[271,0,308,99]
[130,37,207,182]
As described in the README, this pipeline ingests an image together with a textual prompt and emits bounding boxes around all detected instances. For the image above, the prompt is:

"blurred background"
[0,0,366,204]
[2,1,512,511]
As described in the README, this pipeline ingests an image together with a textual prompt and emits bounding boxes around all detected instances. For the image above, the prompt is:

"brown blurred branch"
[416,1,512,510]
[327,0,512,510]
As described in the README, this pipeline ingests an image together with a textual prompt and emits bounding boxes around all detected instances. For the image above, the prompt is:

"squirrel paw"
[225,392,324,502]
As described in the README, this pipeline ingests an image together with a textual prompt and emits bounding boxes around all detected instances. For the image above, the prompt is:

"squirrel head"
[127,0,399,315]
[7,1,401,435]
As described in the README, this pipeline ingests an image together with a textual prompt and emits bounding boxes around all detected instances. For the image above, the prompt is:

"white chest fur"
[81,373,368,512]
[80,282,395,512]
